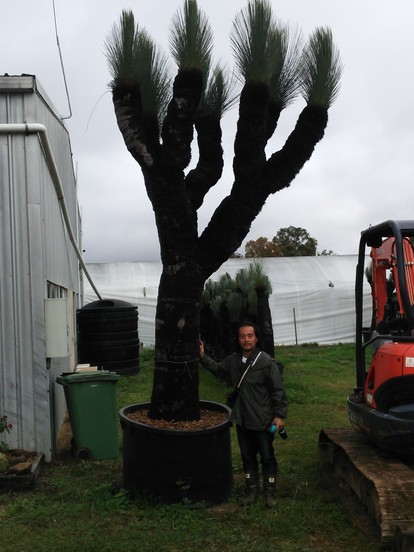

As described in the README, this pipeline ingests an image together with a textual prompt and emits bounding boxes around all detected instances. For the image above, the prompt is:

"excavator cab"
[348,220,414,456]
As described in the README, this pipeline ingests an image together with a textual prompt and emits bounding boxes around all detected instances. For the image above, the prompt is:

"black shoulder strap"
[236,351,262,389]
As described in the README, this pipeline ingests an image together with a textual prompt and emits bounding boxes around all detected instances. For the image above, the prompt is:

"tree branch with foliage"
[105,0,342,421]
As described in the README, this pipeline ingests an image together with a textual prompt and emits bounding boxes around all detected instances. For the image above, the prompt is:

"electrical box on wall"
[45,298,69,357]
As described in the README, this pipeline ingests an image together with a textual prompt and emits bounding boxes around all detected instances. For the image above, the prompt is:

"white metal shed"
[0,75,86,460]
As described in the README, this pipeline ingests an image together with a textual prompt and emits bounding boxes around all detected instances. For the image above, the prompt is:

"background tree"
[245,227,320,256]
[245,236,282,257]
[273,226,318,256]
[105,0,342,421]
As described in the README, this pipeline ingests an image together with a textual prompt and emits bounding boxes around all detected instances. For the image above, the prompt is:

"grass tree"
[200,260,274,359]
[105,0,342,421]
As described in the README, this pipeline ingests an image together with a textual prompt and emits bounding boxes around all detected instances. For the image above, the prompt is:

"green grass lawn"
[0,344,379,552]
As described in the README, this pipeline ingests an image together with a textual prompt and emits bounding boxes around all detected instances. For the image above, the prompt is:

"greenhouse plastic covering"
[83,256,372,346]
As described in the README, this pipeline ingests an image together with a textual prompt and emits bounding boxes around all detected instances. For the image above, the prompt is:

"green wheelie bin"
[56,370,121,460]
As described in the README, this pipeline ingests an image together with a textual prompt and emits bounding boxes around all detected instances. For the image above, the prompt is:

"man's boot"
[241,472,259,505]
[264,474,277,509]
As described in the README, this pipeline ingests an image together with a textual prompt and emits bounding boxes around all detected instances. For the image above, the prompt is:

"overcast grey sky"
[3,1,414,262]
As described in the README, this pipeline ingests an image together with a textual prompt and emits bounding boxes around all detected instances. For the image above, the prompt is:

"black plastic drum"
[77,299,139,376]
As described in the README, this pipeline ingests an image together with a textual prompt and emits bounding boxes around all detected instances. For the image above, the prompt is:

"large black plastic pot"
[119,401,233,505]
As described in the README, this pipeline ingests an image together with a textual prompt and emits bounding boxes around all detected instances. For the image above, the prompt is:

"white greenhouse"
[83,256,372,347]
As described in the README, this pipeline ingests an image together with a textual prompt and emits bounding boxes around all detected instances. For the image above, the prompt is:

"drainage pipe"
[0,123,101,299]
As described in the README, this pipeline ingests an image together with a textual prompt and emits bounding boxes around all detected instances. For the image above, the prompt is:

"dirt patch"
[126,409,229,431]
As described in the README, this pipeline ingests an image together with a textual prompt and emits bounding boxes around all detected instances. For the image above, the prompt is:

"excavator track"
[319,428,414,550]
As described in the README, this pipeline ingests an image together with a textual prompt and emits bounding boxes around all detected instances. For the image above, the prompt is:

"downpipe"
[0,123,101,300]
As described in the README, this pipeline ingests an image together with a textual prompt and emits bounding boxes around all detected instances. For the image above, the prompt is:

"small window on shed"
[47,282,68,299]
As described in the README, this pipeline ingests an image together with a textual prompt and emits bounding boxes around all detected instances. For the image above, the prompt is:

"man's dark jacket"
[200,349,288,431]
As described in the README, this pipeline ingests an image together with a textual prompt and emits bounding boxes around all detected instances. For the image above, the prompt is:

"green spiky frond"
[230,0,274,82]
[299,27,342,108]
[199,65,238,117]
[215,272,236,296]
[226,291,244,323]
[235,260,272,294]
[235,267,258,316]
[268,26,302,109]
[235,267,251,292]
[230,0,301,108]
[105,10,137,82]
[247,260,272,292]
[104,10,171,121]
[170,0,213,74]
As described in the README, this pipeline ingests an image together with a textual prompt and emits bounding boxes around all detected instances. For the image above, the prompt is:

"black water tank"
[77,299,139,376]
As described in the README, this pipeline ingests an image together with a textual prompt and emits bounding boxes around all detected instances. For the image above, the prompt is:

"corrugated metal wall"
[0,76,82,460]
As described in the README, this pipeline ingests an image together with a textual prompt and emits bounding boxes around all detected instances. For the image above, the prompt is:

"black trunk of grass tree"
[256,287,274,356]
[105,1,342,421]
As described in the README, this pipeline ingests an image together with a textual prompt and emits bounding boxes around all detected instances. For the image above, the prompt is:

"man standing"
[199,322,288,508]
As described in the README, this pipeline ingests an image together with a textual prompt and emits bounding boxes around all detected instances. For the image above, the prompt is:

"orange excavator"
[348,220,414,456]
[320,221,414,547]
